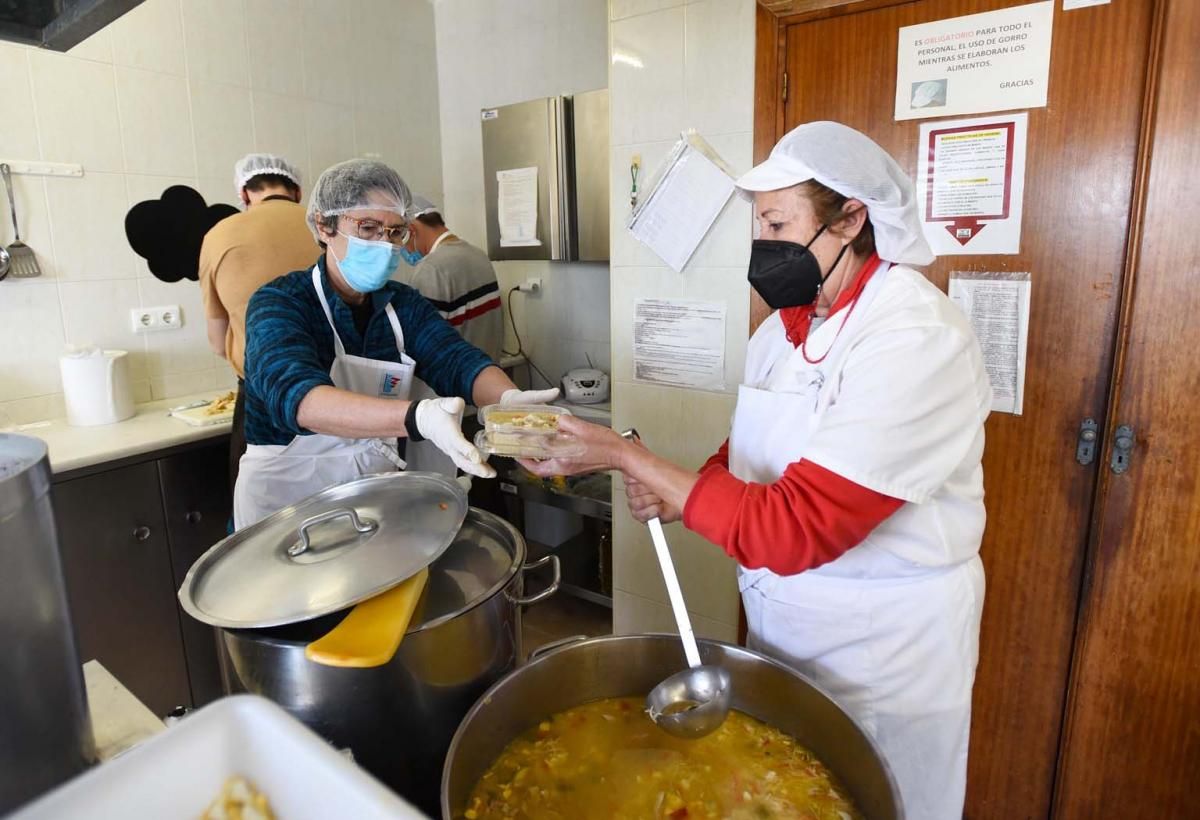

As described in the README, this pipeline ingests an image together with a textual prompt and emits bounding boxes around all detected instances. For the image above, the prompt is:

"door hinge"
[1110,424,1135,474]
[782,71,789,103]
[1076,418,1099,465]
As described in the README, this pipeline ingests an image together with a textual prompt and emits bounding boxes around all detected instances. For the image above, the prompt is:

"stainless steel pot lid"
[178,472,468,629]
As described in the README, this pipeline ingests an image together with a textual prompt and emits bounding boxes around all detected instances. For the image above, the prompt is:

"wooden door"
[1053,0,1200,813]
[761,1,1157,816]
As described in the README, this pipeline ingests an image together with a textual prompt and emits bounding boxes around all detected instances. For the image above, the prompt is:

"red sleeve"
[682,458,904,575]
[699,439,729,474]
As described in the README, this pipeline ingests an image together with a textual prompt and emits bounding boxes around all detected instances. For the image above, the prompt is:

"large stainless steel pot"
[218,507,557,817]
[442,634,902,820]
[0,435,94,813]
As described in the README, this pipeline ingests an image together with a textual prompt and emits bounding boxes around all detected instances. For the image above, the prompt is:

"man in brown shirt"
[198,153,318,493]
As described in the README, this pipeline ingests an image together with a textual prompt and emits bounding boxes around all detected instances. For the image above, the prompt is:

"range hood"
[0,0,145,51]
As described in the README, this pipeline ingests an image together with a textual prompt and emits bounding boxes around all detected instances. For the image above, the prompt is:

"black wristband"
[404,399,425,442]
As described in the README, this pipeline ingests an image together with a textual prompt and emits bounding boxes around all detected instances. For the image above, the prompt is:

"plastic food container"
[479,403,569,435]
[474,429,586,459]
[11,695,425,820]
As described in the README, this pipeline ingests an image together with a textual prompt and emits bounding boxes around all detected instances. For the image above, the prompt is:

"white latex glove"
[499,387,560,406]
[414,397,496,479]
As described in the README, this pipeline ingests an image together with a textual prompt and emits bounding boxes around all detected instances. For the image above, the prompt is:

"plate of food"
[170,391,237,426]
[12,695,425,820]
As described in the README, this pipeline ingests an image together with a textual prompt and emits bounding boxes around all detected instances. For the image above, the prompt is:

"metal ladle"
[621,430,732,738]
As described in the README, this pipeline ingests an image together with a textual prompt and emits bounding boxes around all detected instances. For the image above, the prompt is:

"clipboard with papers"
[626,131,737,273]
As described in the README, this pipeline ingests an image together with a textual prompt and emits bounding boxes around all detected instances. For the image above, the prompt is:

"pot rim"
[220,508,528,642]
[439,632,903,820]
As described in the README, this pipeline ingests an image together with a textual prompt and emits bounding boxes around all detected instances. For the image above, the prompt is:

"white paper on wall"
[496,166,541,247]
[895,1,1054,121]
[633,298,726,392]
[949,271,1031,415]
[915,113,1028,255]
[627,132,735,273]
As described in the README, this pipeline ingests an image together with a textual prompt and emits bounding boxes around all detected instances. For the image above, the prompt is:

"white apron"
[405,232,470,479]
[733,265,984,819]
[233,267,416,529]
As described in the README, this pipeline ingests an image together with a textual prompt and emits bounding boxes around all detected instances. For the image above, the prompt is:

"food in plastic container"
[479,404,569,435]
[10,695,425,820]
[474,429,585,460]
[202,775,275,820]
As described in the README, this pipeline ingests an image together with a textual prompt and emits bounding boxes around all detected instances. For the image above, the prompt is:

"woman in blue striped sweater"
[234,159,556,529]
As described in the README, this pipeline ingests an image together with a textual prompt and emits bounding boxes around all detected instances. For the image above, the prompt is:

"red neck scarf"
[780,252,882,350]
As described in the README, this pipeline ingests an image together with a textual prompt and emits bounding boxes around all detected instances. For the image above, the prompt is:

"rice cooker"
[561,368,609,404]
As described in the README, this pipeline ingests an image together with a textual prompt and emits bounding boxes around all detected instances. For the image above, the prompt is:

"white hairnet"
[736,121,934,266]
[233,153,302,196]
[306,159,412,241]
[406,194,439,219]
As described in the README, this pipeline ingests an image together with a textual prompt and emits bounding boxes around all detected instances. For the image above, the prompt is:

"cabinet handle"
[133,526,151,542]
[185,511,202,525]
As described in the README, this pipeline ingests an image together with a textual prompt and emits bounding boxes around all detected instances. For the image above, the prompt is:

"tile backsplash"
[0,0,441,425]
[607,0,757,635]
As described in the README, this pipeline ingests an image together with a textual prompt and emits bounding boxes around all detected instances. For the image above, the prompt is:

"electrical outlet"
[131,304,183,333]
[520,277,542,293]
[158,305,181,329]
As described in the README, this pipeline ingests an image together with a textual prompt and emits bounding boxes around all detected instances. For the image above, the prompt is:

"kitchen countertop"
[5,387,608,476]
[4,391,233,474]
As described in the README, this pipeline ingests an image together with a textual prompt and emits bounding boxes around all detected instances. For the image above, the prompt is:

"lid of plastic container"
[178,472,469,629]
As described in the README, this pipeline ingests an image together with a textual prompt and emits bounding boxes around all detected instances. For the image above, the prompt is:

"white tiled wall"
[0,0,441,425]
[608,0,757,637]
[432,0,612,390]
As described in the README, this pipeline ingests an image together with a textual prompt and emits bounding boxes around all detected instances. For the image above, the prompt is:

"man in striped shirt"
[396,196,503,361]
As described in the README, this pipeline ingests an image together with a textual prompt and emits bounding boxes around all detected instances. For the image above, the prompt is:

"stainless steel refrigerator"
[481,89,609,262]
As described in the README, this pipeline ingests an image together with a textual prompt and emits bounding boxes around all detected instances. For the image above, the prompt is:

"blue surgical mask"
[332,233,403,293]
[400,247,424,266]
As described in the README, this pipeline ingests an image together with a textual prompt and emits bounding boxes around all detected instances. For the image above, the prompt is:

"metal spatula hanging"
[1,164,42,279]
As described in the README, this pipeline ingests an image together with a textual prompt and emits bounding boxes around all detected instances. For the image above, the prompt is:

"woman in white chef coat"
[521,121,993,819]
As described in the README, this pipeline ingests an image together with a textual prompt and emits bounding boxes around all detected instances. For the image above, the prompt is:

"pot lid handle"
[289,507,378,557]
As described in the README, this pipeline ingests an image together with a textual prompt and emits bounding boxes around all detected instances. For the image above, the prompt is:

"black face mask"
[748,225,849,310]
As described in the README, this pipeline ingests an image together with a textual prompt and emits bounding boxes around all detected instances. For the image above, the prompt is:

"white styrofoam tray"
[13,695,429,819]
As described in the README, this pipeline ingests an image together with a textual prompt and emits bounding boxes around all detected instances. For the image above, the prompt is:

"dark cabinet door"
[157,442,231,707]
[53,462,191,718]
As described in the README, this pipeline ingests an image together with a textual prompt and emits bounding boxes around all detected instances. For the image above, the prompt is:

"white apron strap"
[311,265,347,357]
[383,303,406,354]
[313,265,407,358]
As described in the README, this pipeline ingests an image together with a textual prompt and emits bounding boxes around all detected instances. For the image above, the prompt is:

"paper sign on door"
[949,272,1031,415]
[894,1,1053,121]
[916,113,1028,255]
[497,167,541,247]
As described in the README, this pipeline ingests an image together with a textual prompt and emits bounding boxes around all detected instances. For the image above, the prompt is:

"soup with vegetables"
[462,696,862,820]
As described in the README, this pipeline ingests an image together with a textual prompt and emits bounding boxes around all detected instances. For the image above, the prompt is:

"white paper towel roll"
[59,348,135,427]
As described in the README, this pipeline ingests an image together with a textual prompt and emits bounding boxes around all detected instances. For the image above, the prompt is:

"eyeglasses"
[340,215,410,245]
